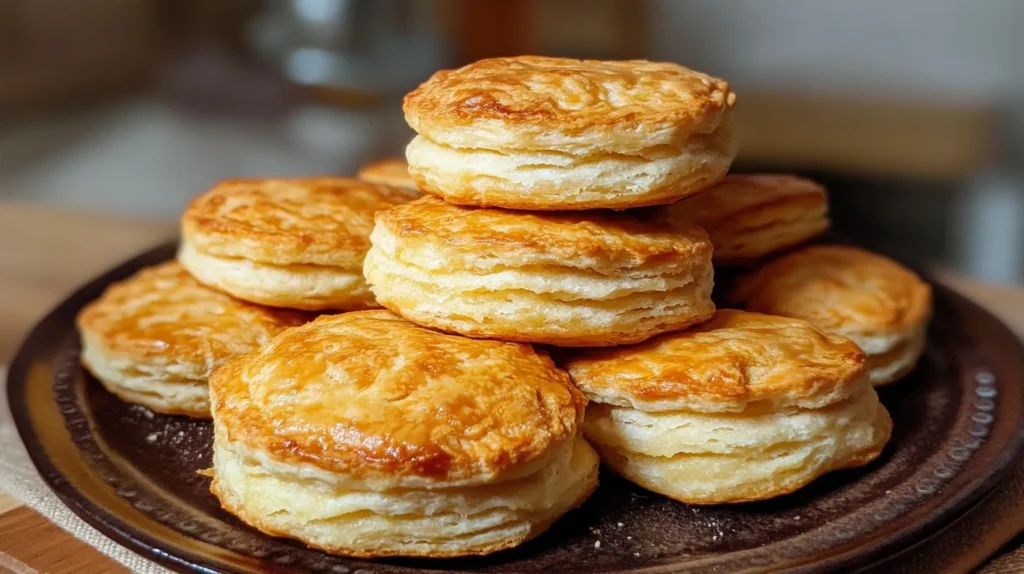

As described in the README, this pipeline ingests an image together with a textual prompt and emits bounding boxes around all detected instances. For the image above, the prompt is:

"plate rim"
[7,240,1024,574]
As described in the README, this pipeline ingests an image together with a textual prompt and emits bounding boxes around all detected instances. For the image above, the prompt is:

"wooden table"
[1,203,172,573]
[1,202,1023,573]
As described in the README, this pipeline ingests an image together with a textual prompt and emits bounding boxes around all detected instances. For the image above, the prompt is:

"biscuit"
[357,157,419,192]
[364,196,715,347]
[661,174,829,264]
[562,310,892,504]
[76,262,307,417]
[179,177,418,310]
[730,245,932,385]
[404,56,736,210]
[208,310,598,557]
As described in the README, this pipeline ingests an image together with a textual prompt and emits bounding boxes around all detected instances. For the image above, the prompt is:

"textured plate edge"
[812,284,1024,573]
[5,242,238,574]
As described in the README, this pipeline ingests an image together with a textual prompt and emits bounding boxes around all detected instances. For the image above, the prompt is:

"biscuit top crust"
[563,310,867,413]
[730,245,932,335]
[664,174,828,230]
[357,158,419,191]
[210,310,586,485]
[182,178,418,268]
[76,262,307,368]
[372,196,712,273]
[404,56,735,153]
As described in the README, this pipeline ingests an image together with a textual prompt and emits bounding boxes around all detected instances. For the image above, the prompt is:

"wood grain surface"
[0,202,1021,574]
[0,203,174,361]
[0,508,128,574]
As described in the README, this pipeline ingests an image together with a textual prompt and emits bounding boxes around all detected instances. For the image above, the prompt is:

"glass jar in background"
[248,0,449,98]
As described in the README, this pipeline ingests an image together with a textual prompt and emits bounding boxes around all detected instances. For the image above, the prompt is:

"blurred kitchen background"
[0,0,1021,283]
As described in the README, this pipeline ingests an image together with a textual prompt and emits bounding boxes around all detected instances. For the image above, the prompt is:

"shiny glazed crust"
[209,310,586,487]
[562,310,867,412]
[729,246,932,386]
[662,174,830,264]
[369,196,712,276]
[564,309,890,504]
[181,177,419,268]
[404,56,735,154]
[76,262,307,417]
[357,158,420,191]
[729,245,932,338]
[403,56,736,210]
[208,311,600,556]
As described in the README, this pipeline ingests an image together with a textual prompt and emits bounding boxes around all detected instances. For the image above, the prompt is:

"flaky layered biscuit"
[364,196,715,346]
[563,310,892,504]
[76,262,307,417]
[730,245,932,385]
[357,157,419,192]
[209,311,598,557]
[180,177,418,310]
[662,174,829,264]
[404,56,736,210]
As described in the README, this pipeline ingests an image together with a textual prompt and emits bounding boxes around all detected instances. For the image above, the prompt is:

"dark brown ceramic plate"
[8,241,1024,574]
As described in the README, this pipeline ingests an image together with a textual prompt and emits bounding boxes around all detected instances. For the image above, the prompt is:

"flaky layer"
[81,336,211,417]
[405,127,733,210]
[364,223,715,346]
[661,174,829,264]
[404,56,735,155]
[859,327,927,386]
[77,261,307,366]
[210,311,586,488]
[373,196,712,275]
[564,310,867,412]
[210,430,598,557]
[179,240,376,311]
[702,213,828,265]
[584,384,891,503]
[368,219,710,300]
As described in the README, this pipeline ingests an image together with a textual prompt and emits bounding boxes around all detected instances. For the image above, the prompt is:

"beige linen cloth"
[0,367,169,573]
[1,362,1023,573]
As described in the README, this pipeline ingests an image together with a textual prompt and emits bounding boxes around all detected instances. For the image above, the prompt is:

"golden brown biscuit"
[730,245,932,385]
[357,157,419,192]
[404,56,736,210]
[364,196,715,346]
[76,262,307,417]
[179,177,417,310]
[209,310,598,557]
[563,310,892,504]
[662,174,829,264]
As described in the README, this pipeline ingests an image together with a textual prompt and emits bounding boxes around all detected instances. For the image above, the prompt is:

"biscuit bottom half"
[582,384,892,504]
[364,236,715,347]
[178,241,375,311]
[81,336,211,417]
[210,430,600,557]
[405,128,733,210]
[848,327,928,386]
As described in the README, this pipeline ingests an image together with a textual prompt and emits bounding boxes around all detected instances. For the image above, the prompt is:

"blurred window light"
[955,170,1024,284]
[293,0,346,23]
[286,48,335,85]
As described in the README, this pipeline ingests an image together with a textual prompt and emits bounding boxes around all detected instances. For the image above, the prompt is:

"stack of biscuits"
[76,56,932,559]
